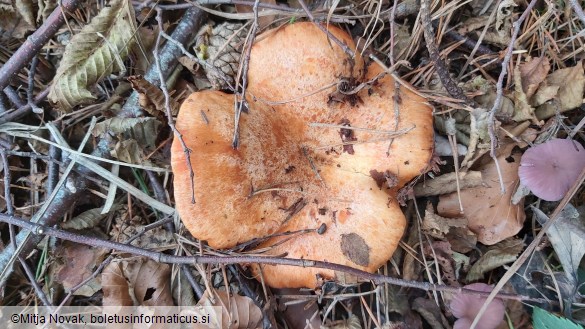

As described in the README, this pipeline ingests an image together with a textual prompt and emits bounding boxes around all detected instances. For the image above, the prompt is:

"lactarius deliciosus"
[172,22,434,288]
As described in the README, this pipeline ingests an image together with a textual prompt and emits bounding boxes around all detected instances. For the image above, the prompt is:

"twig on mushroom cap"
[231,0,260,149]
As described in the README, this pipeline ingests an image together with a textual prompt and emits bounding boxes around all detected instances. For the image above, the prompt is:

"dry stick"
[419,0,474,104]
[232,0,260,149]
[149,0,301,13]
[153,9,195,204]
[0,212,551,304]
[0,89,50,124]
[27,56,43,114]
[485,0,538,196]
[151,8,207,298]
[0,0,80,90]
[568,0,585,26]
[3,86,25,108]
[121,7,206,117]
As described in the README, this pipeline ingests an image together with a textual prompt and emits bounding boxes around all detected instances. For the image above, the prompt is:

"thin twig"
[0,211,552,304]
[486,0,538,194]
[232,0,260,148]
[27,56,43,114]
[154,8,196,204]
[121,7,206,117]
[419,0,473,104]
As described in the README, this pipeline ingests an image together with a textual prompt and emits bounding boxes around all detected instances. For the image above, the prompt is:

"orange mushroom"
[172,22,434,288]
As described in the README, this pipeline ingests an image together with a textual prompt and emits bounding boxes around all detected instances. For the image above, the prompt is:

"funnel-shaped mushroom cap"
[519,139,585,201]
[172,22,434,288]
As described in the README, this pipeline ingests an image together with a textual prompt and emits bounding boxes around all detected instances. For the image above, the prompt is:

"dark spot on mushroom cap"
[340,233,370,266]
[370,169,386,189]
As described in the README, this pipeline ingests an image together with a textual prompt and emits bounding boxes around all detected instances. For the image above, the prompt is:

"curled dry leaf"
[321,314,362,329]
[536,61,585,119]
[128,75,180,118]
[412,297,450,329]
[14,0,35,27]
[519,56,550,99]
[195,290,262,329]
[93,117,161,150]
[102,262,134,306]
[102,258,174,306]
[438,144,525,245]
[48,0,137,111]
[172,22,434,288]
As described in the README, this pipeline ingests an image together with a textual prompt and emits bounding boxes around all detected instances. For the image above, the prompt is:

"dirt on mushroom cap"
[171,22,434,288]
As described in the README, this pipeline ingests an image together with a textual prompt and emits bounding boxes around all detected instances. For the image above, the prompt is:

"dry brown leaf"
[62,206,116,230]
[102,258,174,306]
[125,259,174,306]
[128,75,180,117]
[54,241,107,297]
[437,144,526,245]
[422,204,478,253]
[111,139,152,166]
[466,238,524,282]
[110,213,175,249]
[519,56,550,98]
[196,290,262,329]
[37,0,56,23]
[536,61,585,119]
[513,65,539,124]
[92,117,161,150]
[422,203,468,239]
[102,262,134,306]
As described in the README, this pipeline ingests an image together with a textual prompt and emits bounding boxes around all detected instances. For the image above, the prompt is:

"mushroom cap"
[519,139,585,201]
[172,22,434,288]
[450,283,505,329]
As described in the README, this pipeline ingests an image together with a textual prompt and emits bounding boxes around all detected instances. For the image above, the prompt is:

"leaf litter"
[0,0,585,328]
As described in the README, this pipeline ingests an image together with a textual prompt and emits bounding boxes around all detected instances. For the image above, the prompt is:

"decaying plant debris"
[0,0,585,328]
